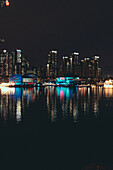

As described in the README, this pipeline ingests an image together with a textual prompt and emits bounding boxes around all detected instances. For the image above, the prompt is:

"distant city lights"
[104,79,113,88]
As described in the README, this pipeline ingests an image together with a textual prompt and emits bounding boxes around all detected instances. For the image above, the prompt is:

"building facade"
[70,52,79,77]
[0,49,30,78]
[46,50,58,78]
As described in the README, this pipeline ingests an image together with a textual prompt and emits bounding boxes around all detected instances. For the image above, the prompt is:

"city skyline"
[0,0,113,75]
[0,1,113,169]
[0,48,101,82]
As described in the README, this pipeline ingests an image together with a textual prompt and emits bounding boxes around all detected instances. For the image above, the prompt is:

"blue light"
[56,77,74,86]
[56,87,73,100]
[14,88,22,99]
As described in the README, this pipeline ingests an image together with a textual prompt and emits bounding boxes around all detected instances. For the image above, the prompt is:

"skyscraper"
[90,56,100,80]
[62,56,70,76]
[79,56,101,80]
[8,53,13,76]
[46,50,58,78]
[15,49,22,75]
[21,56,30,76]
[0,50,8,76]
[70,52,79,77]
[0,49,30,78]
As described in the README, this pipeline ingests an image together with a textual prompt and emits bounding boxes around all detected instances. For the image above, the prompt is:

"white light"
[52,50,57,53]
[94,56,99,59]
[16,99,21,122]
[0,83,10,87]
[104,79,113,88]
[16,49,21,52]
[3,50,7,53]
[73,52,79,55]
[63,56,68,59]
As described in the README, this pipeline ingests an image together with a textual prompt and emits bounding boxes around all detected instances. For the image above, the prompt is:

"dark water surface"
[0,86,113,169]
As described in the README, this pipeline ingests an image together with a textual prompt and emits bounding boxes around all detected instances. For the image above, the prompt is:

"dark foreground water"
[0,86,113,169]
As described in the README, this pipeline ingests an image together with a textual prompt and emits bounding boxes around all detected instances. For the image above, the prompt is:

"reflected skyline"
[0,86,113,123]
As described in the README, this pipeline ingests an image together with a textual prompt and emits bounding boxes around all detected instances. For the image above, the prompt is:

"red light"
[6,1,10,6]
[60,77,65,80]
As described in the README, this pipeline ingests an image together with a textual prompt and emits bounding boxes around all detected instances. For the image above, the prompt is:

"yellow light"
[0,83,10,87]
[104,79,113,88]
[1,87,15,95]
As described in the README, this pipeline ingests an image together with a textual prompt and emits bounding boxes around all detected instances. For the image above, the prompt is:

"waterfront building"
[56,77,74,86]
[9,74,37,86]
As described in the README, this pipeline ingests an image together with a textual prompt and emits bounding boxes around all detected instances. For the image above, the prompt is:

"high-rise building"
[8,53,13,76]
[83,58,90,78]
[37,65,45,78]
[90,56,100,80]
[0,49,30,77]
[15,49,22,75]
[46,50,58,78]
[79,59,84,78]
[79,58,90,78]
[0,50,8,76]
[79,55,101,80]
[11,49,22,75]
[62,56,70,76]
[21,56,30,76]
[70,52,79,77]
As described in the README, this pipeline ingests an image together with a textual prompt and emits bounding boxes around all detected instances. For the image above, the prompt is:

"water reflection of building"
[104,88,113,98]
[45,86,57,122]
[45,86,80,122]
[0,87,37,123]
[0,86,112,124]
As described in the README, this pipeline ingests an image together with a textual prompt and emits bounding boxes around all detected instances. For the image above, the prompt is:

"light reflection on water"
[0,86,113,123]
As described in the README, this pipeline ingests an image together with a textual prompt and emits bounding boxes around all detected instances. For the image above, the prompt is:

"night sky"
[0,0,113,75]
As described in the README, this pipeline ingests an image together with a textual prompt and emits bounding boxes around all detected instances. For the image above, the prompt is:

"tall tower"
[0,50,8,76]
[11,49,22,75]
[8,53,13,76]
[62,56,70,76]
[15,49,22,75]
[70,52,79,77]
[83,58,90,78]
[46,50,58,78]
[91,56,100,79]
[21,56,30,76]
